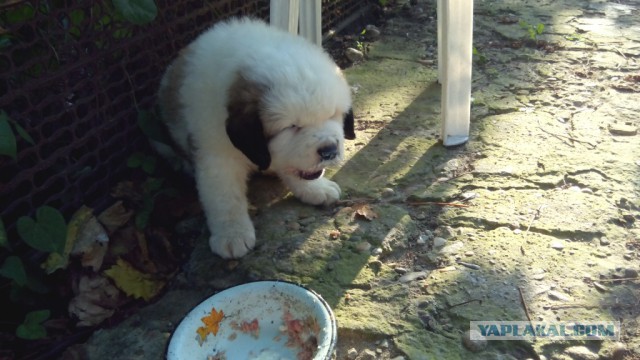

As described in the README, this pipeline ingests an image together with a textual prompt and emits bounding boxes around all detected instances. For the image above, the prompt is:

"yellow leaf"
[196,307,224,345]
[104,258,164,301]
[43,206,94,274]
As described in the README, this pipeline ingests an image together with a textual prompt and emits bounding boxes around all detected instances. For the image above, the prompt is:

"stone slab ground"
[65,0,639,359]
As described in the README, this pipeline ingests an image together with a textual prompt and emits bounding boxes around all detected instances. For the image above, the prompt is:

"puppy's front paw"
[209,223,256,259]
[293,177,341,206]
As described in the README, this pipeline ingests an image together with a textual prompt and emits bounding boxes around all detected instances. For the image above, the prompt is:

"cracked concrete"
[66,0,639,359]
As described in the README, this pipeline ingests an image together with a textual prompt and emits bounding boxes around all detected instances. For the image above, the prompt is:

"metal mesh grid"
[0,0,368,236]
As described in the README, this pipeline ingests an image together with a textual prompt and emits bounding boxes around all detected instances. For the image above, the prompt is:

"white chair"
[269,0,473,147]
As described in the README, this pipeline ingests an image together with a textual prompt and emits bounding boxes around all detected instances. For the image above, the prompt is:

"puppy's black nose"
[318,144,338,161]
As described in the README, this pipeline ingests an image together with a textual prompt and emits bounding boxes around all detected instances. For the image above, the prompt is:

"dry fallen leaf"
[81,242,108,272]
[68,275,120,327]
[43,206,107,274]
[352,204,378,221]
[104,258,165,301]
[197,307,225,345]
[97,201,133,233]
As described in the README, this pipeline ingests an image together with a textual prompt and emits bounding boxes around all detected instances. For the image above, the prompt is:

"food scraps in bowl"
[167,281,336,360]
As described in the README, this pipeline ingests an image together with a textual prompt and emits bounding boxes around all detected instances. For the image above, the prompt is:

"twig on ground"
[407,201,470,207]
[537,118,597,149]
[518,287,537,341]
[448,299,482,309]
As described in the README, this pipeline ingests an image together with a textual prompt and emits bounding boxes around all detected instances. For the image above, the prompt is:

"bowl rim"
[165,279,337,360]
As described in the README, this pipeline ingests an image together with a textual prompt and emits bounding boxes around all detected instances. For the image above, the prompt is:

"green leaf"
[25,309,50,324]
[518,20,529,29]
[127,152,144,168]
[112,0,157,25]
[137,110,172,145]
[4,4,36,24]
[0,256,27,286]
[143,177,164,193]
[0,112,17,159]
[16,310,50,340]
[135,195,154,229]
[25,276,50,294]
[0,35,11,49]
[536,23,545,35]
[17,206,67,254]
[10,120,35,145]
[69,9,85,26]
[141,156,156,174]
[0,217,9,250]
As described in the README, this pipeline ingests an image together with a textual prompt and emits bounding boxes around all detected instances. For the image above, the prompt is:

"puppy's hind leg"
[195,155,256,259]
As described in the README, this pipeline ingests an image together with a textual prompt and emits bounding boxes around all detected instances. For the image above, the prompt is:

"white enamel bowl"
[167,281,337,360]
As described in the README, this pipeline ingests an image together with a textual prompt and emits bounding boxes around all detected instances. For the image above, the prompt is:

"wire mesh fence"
[0,0,369,239]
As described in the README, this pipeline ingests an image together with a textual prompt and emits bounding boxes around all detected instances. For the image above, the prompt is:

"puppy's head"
[226,67,354,179]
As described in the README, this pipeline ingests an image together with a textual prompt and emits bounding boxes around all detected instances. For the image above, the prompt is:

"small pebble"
[462,330,487,352]
[550,240,565,250]
[593,281,608,292]
[532,273,546,280]
[439,240,464,254]
[457,261,481,270]
[548,290,572,302]
[608,123,638,136]
[347,348,358,360]
[356,349,377,360]
[563,345,598,360]
[394,267,409,274]
[464,251,475,257]
[381,187,395,198]
[610,342,628,360]
[624,268,638,278]
[372,247,383,255]
[432,237,447,248]
[398,271,429,283]
[600,237,610,246]
[436,226,456,239]
[355,241,372,253]
[345,48,364,62]
[365,25,381,41]
[416,234,428,245]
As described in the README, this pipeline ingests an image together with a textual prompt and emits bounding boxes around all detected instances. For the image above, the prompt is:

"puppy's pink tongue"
[299,169,324,180]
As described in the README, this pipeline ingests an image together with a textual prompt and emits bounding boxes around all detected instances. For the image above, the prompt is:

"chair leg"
[439,1,474,147]
[270,0,300,34]
[299,0,322,45]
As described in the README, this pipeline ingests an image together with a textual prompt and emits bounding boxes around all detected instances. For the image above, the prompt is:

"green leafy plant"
[0,110,35,160]
[472,46,487,65]
[519,20,545,41]
[564,32,583,42]
[112,0,158,25]
[16,310,50,340]
[127,151,157,175]
[17,206,67,254]
[0,217,9,250]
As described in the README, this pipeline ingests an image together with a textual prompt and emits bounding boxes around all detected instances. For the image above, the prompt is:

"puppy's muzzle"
[318,143,338,161]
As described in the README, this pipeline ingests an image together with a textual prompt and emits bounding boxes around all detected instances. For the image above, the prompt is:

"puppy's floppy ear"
[343,108,356,140]
[226,75,271,170]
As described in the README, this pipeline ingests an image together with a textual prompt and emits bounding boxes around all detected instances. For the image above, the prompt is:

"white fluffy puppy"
[157,18,355,259]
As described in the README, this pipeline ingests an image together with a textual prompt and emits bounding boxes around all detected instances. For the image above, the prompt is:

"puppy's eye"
[288,125,301,132]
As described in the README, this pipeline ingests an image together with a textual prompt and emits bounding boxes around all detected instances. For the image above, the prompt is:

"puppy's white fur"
[157,18,352,259]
